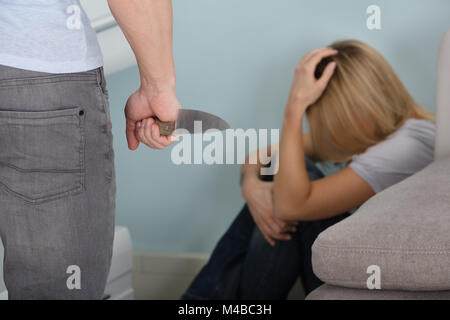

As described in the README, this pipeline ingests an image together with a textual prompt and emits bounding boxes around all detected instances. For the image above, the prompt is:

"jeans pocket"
[0,107,85,204]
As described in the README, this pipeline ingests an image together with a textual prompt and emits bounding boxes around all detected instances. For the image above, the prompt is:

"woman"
[182,40,435,299]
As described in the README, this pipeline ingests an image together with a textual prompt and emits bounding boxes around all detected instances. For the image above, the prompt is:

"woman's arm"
[241,134,315,186]
[240,145,275,186]
[273,48,374,221]
[241,145,298,246]
[302,133,317,161]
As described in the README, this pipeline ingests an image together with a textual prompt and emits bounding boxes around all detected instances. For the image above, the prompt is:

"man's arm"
[108,0,181,150]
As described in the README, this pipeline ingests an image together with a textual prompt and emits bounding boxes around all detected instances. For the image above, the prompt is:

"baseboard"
[132,250,305,300]
[133,250,209,300]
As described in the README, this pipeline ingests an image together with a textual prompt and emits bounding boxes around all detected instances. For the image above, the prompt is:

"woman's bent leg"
[182,205,256,300]
[239,227,302,299]
[239,158,349,299]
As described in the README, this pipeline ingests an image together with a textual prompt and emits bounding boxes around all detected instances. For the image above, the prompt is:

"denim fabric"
[182,158,349,300]
[0,65,115,299]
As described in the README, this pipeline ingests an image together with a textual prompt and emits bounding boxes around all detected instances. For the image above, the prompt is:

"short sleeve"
[349,120,435,193]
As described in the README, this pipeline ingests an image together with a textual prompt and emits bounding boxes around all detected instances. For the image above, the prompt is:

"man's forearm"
[108,0,175,90]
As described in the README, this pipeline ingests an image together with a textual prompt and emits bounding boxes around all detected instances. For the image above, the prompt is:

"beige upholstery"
[310,159,450,291]
[306,284,450,300]
[435,30,450,160]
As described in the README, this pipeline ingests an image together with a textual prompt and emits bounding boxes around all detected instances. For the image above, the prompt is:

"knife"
[154,109,230,136]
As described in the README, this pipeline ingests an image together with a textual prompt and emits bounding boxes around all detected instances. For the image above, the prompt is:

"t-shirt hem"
[0,54,103,74]
[348,163,381,194]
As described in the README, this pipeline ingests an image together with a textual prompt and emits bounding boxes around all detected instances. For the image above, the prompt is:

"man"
[0,0,178,299]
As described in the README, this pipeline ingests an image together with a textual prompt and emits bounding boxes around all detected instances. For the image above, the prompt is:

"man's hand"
[107,0,179,150]
[125,86,181,150]
[242,175,297,246]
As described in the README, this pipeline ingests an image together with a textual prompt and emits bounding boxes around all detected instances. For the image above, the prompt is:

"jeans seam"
[0,76,98,88]
[96,82,114,183]
[0,108,80,120]
[0,181,83,205]
[0,161,82,173]
[79,108,86,190]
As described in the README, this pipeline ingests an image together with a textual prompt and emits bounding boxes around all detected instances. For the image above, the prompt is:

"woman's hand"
[242,175,297,246]
[285,47,338,121]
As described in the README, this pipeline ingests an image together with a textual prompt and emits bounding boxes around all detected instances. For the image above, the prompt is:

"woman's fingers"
[267,210,297,235]
[305,47,338,67]
[258,215,291,245]
[256,213,281,245]
[277,219,297,233]
[251,211,276,246]
[302,47,332,63]
[271,215,291,231]
[289,224,298,233]
[259,218,279,241]
[301,48,321,63]
[268,216,288,234]
[317,60,337,89]
[260,228,276,247]
[263,234,276,247]
[262,214,292,241]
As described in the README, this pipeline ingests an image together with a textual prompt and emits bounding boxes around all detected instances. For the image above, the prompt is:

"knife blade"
[154,109,230,136]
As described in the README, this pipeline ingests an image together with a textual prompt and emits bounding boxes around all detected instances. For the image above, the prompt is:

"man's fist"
[125,86,181,150]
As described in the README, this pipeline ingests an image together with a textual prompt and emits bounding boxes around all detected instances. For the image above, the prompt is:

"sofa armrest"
[311,159,450,291]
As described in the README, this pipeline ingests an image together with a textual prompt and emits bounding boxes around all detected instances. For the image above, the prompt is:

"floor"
[132,250,305,300]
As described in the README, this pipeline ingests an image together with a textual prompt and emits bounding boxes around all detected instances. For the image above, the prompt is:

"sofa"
[306,29,450,300]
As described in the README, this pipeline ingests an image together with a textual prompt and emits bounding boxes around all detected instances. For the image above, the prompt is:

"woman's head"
[307,40,434,162]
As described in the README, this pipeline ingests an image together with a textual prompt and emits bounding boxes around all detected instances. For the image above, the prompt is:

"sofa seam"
[317,276,450,290]
[314,243,450,254]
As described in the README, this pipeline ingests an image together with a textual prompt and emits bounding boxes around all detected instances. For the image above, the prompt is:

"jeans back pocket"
[0,107,85,204]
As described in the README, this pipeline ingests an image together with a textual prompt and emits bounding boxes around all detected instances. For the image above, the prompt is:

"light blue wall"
[106,0,450,253]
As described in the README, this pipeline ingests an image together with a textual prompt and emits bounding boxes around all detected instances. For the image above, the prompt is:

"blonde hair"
[307,40,434,162]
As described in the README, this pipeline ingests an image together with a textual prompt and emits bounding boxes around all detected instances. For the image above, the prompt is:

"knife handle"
[154,118,176,136]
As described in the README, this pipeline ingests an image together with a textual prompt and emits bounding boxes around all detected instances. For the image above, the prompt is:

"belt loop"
[95,68,101,85]
[97,67,107,94]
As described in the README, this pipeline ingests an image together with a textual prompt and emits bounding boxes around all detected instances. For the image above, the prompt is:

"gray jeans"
[0,65,115,299]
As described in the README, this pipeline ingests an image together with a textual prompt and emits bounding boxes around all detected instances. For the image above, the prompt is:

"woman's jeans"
[0,65,115,299]
[183,158,349,300]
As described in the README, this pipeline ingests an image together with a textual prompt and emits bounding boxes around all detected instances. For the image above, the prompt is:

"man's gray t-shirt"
[0,0,102,73]
[349,119,436,193]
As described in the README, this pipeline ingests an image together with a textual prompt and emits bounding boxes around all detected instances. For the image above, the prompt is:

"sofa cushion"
[436,30,450,160]
[311,159,450,291]
[306,284,450,300]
